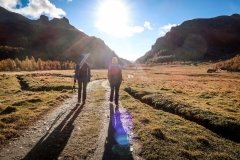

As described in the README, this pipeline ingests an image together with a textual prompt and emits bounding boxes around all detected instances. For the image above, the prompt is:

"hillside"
[138,14,240,63]
[0,7,120,68]
[215,54,240,72]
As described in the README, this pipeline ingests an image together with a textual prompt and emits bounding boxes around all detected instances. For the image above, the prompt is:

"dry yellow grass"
[0,73,73,144]
[0,65,239,159]
[120,90,240,160]
[215,54,240,72]
[0,69,108,145]
[123,64,240,122]
[120,63,240,159]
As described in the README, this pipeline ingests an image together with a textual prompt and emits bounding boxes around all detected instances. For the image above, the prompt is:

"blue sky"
[1,0,240,60]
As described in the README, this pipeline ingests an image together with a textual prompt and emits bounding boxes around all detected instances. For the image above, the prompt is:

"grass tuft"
[0,103,6,112]
[0,106,17,115]
[1,115,19,124]
[196,136,211,148]
[139,117,150,124]
[151,127,165,140]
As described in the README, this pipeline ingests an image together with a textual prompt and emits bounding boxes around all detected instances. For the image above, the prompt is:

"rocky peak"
[61,17,69,24]
[49,17,71,28]
[38,15,49,24]
[231,14,240,18]
[0,7,119,68]
[50,17,69,24]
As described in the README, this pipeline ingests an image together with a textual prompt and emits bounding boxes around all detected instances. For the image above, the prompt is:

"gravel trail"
[0,80,137,160]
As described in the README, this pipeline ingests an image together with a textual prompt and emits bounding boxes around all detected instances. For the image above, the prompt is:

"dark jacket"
[75,63,91,82]
[108,64,122,85]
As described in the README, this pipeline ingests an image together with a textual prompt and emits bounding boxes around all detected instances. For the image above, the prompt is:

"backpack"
[110,66,120,76]
[77,63,89,78]
[109,65,121,82]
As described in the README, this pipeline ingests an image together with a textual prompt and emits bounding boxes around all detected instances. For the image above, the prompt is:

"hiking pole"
[73,79,76,92]
[78,53,90,69]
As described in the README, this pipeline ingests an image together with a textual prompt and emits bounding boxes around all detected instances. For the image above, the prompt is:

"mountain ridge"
[0,6,128,68]
[137,14,240,63]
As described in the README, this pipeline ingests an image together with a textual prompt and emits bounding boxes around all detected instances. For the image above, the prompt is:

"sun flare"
[95,0,143,38]
[97,0,129,25]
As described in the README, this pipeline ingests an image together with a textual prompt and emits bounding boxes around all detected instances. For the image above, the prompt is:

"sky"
[0,0,240,61]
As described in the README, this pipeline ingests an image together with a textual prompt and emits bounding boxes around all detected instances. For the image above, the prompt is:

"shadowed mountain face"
[138,14,240,63]
[0,7,118,68]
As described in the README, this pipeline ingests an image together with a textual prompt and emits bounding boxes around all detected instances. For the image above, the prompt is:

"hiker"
[74,55,91,104]
[108,57,122,106]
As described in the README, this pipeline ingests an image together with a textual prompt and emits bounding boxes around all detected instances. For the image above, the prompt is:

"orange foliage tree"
[0,56,75,71]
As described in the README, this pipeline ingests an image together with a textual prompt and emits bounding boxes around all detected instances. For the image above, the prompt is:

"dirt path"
[0,80,137,160]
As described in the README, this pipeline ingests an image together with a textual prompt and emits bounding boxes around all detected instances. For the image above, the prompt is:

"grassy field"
[0,72,75,144]
[0,64,240,159]
[0,69,108,145]
[121,64,240,159]
[121,90,240,159]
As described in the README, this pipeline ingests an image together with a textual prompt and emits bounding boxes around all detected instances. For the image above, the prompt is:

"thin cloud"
[159,24,178,36]
[0,0,66,19]
[144,21,153,30]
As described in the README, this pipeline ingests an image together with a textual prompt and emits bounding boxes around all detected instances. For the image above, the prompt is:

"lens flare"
[110,107,133,156]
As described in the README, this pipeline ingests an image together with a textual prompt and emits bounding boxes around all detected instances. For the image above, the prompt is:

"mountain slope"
[0,7,118,68]
[138,14,240,63]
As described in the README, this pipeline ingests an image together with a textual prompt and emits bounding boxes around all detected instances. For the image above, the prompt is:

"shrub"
[216,55,240,72]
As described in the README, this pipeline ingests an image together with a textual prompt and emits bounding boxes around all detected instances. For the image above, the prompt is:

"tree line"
[0,56,75,71]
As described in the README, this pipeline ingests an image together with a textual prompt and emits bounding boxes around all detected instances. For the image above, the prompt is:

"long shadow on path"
[102,104,133,160]
[23,103,84,160]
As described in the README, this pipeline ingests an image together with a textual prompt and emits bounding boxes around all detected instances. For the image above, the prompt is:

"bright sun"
[97,0,129,25]
[95,0,138,38]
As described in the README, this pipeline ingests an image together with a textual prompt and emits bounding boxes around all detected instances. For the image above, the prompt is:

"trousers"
[110,82,121,105]
[78,80,88,103]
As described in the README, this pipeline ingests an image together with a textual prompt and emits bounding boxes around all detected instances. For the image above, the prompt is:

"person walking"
[108,57,122,106]
[74,55,91,104]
